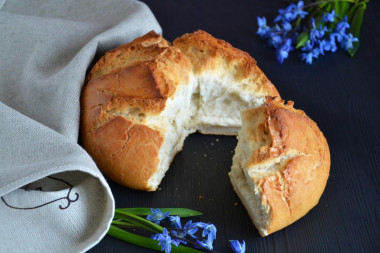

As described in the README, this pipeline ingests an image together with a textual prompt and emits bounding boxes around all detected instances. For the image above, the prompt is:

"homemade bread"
[80,30,279,191]
[229,96,330,236]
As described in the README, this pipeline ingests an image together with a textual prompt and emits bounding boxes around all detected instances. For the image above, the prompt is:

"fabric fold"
[0,0,162,251]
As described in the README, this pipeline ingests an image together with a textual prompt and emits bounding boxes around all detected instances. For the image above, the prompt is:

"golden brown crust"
[87,31,171,82]
[173,30,280,97]
[243,97,330,235]
[84,116,164,191]
[81,31,192,191]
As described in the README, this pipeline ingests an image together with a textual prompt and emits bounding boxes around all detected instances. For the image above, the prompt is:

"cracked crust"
[173,30,279,97]
[81,31,191,190]
[238,97,330,235]
[86,116,164,190]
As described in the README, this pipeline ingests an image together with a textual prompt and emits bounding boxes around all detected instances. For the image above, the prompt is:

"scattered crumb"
[234,202,238,206]
[230,150,233,153]
[326,204,328,207]
[211,143,214,146]
[175,188,178,191]
[204,154,207,157]
[216,138,219,142]
[158,188,162,191]
[198,195,203,201]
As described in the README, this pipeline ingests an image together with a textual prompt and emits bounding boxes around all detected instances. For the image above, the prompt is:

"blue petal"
[257,16,267,27]
[169,216,182,229]
[323,10,335,22]
[300,52,313,64]
[196,239,213,250]
[230,240,246,253]
[282,21,292,32]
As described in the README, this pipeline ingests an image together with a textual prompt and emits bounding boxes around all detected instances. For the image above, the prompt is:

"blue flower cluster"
[148,208,217,251]
[147,208,245,252]
[256,1,358,64]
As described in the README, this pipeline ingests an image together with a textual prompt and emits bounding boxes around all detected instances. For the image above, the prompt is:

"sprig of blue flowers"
[148,209,218,252]
[256,0,369,64]
[108,208,246,253]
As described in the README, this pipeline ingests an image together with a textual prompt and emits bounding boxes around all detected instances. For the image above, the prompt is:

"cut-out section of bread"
[81,30,279,191]
[173,30,279,135]
[229,97,330,236]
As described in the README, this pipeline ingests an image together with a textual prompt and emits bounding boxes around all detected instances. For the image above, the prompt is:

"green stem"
[115,209,164,233]
[304,0,356,9]
[108,225,203,253]
[117,208,202,217]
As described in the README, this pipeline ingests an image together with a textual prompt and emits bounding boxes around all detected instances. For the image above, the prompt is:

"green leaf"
[347,41,360,57]
[349,3,366,37]
[116,208,203,217]
[325,2,333,12]
[111,220,136,227]
[108,225,203,253]
[347,4,359,22]
[296,32,309,49]
[339,2,351,19]
[115,210,164,233]
[333,1,340,16]
[348,3,366,57]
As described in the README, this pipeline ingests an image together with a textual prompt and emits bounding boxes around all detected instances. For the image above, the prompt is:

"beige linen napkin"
[0,0,161,252]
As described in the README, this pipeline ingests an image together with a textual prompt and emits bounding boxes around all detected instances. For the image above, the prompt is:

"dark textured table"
[90,1,380,252]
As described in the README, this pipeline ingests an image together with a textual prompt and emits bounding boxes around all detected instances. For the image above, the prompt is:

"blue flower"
[257,16,271,38]
[341,33,358,50]
[302,40,314,51]
[318,39,330,55]
[309,18,329,42]
[171,238,182,247]
[300,48,320,64]
[195,238,214,250]
[274,4,296,23]
[274,1,307,22]
[323,10,336,23]
[169,216,181,229]
[230,240,246,253]
[328,35,338,52]
[331,16,350,43]
[267,27,283,49]
[183,220,198,239]
[300,51,314,64]
[293,1,308,19]
[300,40,321,64]
[276,38,293,63]
[282,21,292,32]
[196,222,217,243]
[169,219,198,240]
[146,208,169,225]
[336,16,350,32]
[152,228,173,253]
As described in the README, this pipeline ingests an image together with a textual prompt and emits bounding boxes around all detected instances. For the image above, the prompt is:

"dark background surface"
[90,0,380,252]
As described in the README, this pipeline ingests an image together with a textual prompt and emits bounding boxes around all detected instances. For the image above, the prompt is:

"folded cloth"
[0,0,161,252]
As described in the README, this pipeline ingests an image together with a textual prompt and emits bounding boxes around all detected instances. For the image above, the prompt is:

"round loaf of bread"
[229,96,330,236]
[80,30,279,191]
